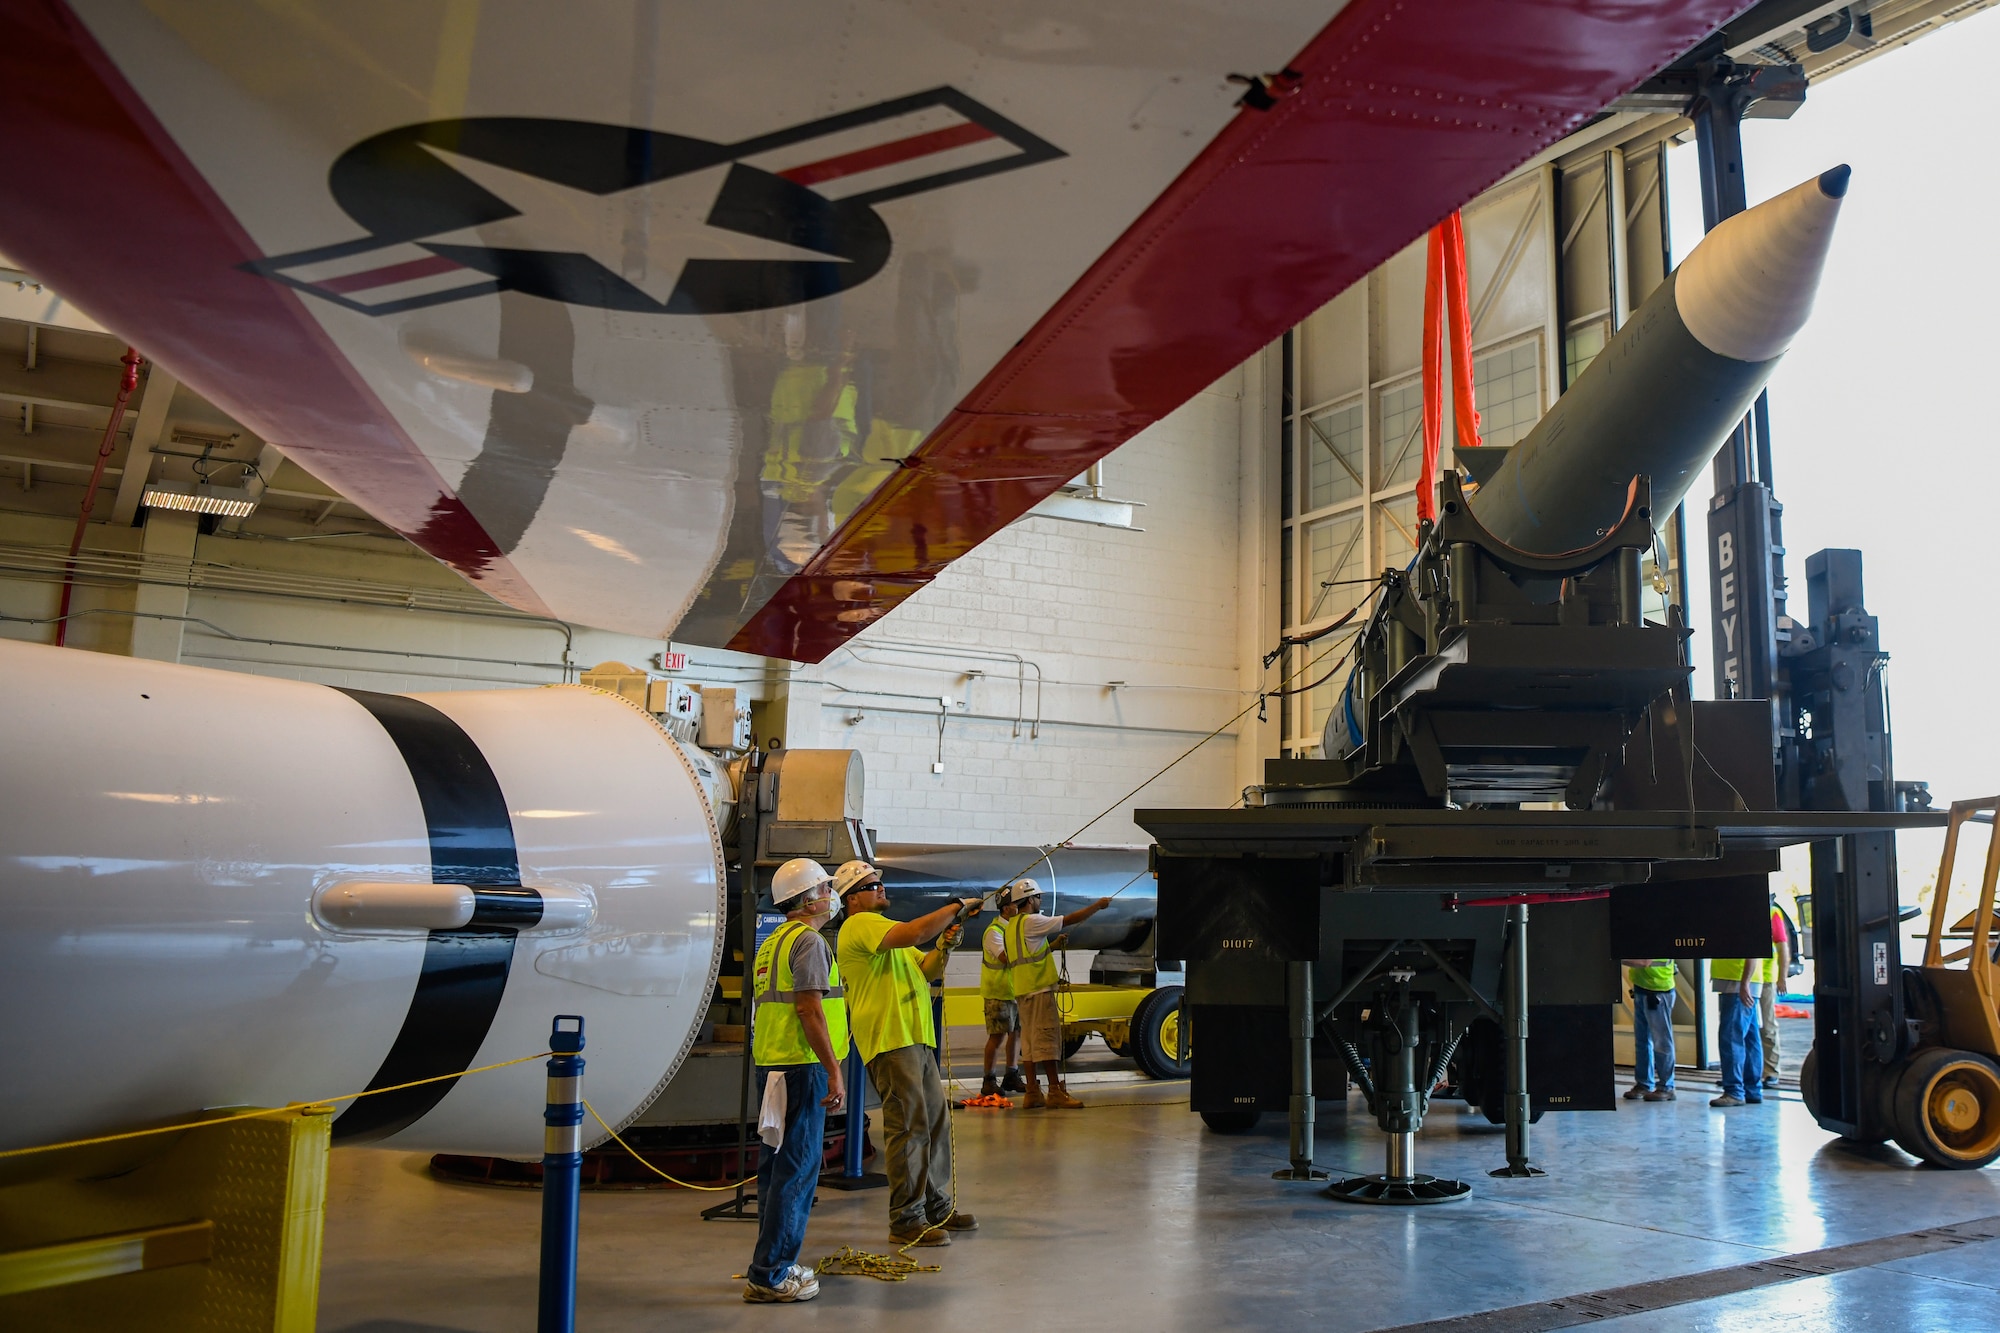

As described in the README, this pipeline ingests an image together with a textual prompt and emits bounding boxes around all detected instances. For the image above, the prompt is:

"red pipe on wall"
[53,347,142,647]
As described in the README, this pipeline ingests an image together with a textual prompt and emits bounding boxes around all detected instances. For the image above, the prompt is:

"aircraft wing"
[0,1,1742,661]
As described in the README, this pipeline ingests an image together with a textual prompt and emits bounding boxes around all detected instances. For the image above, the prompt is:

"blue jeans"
[1716,992,1765,1101]
[748,1063,826,1288]
[1631,987,1676,1090]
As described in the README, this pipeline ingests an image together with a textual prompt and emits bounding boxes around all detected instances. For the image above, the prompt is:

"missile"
[1468,166,1849,553]
[0,639,725,1158]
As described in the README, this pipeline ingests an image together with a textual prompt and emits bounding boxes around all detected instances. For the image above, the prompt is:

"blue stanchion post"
[821,1036,886,1190]
[539,1015,585,1333]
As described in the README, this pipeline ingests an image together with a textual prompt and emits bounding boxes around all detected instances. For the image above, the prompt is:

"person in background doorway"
[1760,896,1794,1090]
[996,878,1111,1110]
[832,859,982,1247]
[1622,958,1677,1102]
[743,858,848,1304]
[980,894,1023,1098]
[1710,952,1765,1108]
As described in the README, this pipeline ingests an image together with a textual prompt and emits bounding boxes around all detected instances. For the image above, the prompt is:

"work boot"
[1762,1075,1780,1089]
[1045,1087,1084,1110]
[934,1212,978,1231]
[891,1225,950,1247]
[1710,1094,1746,1107]
[1022,1087,1046,1109]
[1001,1067,1026,1093]
[1623,1085,1650,1100]
[1644,1088,1676,1102]
[980,1074,1000,1098]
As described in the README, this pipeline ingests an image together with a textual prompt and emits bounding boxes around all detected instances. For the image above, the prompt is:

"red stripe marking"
[778,121,995,188]
[730,0,1747,661]
[0,1,548,617]
[316,253,463,295]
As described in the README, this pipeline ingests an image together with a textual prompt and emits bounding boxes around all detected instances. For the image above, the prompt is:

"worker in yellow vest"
[743,858,849,1304]
[832,858,983,1247]
[1709,951,1767,1108]
[1760,897,1794,1090]
[980,894,1024,1098]
[996,878,1111,1110]
[1621,959,1677,1101]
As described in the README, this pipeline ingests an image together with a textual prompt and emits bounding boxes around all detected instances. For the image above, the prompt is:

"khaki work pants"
[866,1043,952,1233]
[1759,981,1781,1078]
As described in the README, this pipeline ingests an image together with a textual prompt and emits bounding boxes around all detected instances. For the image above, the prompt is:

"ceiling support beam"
[110,364,176,526]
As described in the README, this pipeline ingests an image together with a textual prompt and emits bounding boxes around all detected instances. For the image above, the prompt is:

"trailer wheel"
[1131,985,1191,1079]
[1200,1110,1260,1134]
[1062,1032,1086,1060]
[1799,1048,1820,1122]
[1889,1048,2000,1169]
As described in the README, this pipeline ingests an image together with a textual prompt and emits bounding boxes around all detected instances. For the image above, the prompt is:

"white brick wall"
[809,368,1253,846]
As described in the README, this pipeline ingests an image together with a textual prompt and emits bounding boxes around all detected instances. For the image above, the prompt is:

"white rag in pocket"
[757,1070,788,1150]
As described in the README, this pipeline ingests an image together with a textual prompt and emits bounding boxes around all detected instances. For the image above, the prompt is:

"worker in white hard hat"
[743,858,848,1304]
[833,858,983,1247]
[979,891,1025,1098]
[994,878,1111,1110]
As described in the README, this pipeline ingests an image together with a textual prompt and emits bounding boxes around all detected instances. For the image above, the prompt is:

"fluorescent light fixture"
[141,480,257,518]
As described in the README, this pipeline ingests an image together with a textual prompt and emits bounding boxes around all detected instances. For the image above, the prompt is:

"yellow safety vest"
[752,920,849,1067]
[1002,913,1058,997]
[836,911,935,1062]
[761,365,859,502]
[1629,961,1676,993]
[980,921,1015,1001]
[1712,958,1757,984]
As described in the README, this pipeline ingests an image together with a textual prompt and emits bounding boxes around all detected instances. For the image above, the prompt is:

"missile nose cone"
[1674,168,1848,364]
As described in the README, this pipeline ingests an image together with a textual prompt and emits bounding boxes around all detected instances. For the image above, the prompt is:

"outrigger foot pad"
[1326,1173,1471,1205]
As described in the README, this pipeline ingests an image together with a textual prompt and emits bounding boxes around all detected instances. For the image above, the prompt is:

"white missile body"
[1470,167,1849,553]
[0,639,725,1157]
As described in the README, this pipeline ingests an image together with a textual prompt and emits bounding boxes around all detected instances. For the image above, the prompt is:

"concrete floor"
[319,1063,2000,1333]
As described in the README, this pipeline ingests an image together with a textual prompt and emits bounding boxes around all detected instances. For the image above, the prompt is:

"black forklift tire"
[1130,985,1191,1080]
[1800,1048,1821,1123]
[1200,1110,1260,1134]
[1889,1048,2000,1169]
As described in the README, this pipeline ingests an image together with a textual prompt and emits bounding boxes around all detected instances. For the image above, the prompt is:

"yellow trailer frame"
[940,982,1188,1079]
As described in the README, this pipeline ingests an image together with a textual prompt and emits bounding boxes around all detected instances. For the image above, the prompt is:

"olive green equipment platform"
[0,1105,331,1331]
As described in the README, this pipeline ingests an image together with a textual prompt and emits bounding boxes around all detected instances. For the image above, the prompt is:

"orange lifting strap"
[1419,211,1482,523]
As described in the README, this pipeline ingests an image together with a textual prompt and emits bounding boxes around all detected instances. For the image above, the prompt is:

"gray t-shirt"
[787,925,832,993]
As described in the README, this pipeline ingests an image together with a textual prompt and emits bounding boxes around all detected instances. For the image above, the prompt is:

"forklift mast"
[1689,66,1926,1141]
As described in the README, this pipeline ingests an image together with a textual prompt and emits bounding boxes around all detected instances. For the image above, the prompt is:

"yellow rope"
[0,1050,554,1160]
[812,1015,961,1283]
[581,1097,745,1192]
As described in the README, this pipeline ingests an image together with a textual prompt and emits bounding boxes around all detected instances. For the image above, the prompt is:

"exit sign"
[657,650,687,671]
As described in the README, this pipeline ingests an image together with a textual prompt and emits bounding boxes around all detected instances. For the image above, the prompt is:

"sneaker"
[1644,1088,1676,1102]
[1022,1088,1046,1109]
[933,1211,978,1231]
[891,1225,951,1247]
[980,1075,1000,1098]
[1001,1068,1026,1093]
[1045,1087,1084,1110]
[743,1265,820,1302]
[1623,1085,1651,1100]
[1710,1094,1746,1107]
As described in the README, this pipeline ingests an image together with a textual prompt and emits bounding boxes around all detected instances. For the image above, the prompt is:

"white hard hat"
[1005,877,1042,906]
[832,859,882,897]
[773,858,833,907]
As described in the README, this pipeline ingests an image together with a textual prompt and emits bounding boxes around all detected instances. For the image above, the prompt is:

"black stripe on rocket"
[332,689,544,1144]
